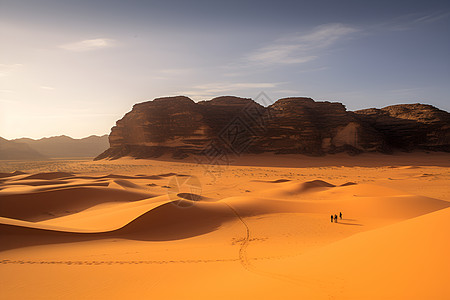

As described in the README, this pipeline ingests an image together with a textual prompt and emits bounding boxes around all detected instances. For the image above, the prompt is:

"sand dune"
[254,207,450,299]
[0,156,448,299]
[0,185,154,221]
[18,171,74,180]
[0,199,237,252]
[256,179,336,198]
[1,173,448,246]
[223,182,449,223]
[0,170,27,178]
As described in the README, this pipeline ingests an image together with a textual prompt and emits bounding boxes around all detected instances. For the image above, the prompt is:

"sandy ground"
[0,152,449,299]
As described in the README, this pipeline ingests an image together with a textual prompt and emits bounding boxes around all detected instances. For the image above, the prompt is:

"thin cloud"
[0,63,23,77]
[413,12,450,24]
[378,12,450,31]
[245,23,358,66]
[40,86,55,90]
[59,38,116,51]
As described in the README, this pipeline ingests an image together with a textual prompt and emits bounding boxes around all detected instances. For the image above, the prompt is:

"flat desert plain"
[0,152,449,299]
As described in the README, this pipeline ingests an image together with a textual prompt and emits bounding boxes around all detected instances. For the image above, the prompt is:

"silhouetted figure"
[331,215,333,222]
[334,214,338,223]
[339,212,342,220]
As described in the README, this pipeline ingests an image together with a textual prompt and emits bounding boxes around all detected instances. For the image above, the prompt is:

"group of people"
[331,212,343,223]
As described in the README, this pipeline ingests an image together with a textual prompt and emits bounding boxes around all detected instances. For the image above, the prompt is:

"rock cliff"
[354,104,450,152]
[95,96,449,160]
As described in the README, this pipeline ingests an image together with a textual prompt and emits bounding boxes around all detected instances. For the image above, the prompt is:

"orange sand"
[0,152,449,299]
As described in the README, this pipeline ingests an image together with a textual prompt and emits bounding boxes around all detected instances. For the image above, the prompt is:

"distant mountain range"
[0,135,109,160]
[0,137,47,160]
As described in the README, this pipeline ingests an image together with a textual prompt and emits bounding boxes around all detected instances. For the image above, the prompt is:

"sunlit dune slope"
[0,172,448,254]
[224,181,450,221]
[0,161,448,300]
[255,206,450,299]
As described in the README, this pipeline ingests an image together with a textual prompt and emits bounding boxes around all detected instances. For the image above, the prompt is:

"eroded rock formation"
[95,96,449,160]
[354,104,450,152]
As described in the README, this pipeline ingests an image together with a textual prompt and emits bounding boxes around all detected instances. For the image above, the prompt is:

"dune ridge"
[0,159,449,299]
[1,172,448,249]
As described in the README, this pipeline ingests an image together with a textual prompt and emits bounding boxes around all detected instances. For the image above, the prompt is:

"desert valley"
[1,96,449,299]
[2,1,450,298]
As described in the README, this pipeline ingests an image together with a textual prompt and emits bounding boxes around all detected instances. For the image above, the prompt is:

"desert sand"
[0,152,449,299]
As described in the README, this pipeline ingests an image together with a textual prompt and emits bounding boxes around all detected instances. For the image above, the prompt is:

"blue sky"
[1,0,449,139]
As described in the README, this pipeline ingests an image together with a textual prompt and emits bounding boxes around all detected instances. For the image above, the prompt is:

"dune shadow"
[2,180,72,186]
[0,201,236,252]
[0,224,102,252]
[17,172,74,181]
[337,222,363,226]
[177,193,215,202]
[0,171,27,179]
[111,201,234,241]
[157,173,178,177]
[35,182,111,191]
[0,187,154,222]
[67,174,174,180]
[252,179,291,183]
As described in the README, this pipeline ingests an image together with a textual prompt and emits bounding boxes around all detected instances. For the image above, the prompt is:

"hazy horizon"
[5,134,108,140]
[3,94,450,141]
[1,0,449,139]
